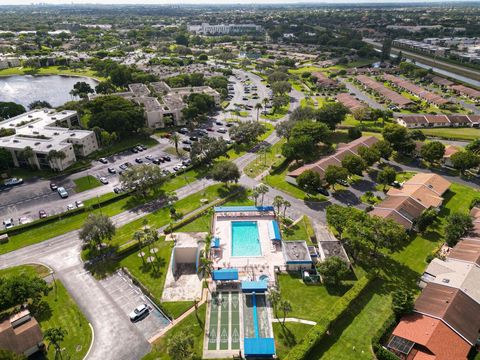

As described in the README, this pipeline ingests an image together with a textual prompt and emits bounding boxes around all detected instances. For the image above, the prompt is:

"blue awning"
[212,268,238,281]
[214,206,274,213]
[211,237,220,248]
[244,338,275,357]
[268,220,281,241]
[241,280,268,293]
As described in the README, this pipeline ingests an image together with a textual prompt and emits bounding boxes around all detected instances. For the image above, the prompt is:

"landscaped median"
[284,275,374,360]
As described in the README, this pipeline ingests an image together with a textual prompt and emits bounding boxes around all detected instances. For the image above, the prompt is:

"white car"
[75,200,84,208]
[57,187,68,198]
[67,204,75,211]
[99,177,109,185]
[129,304,149,321]
[18,217,32,225]
[3,218,14,229]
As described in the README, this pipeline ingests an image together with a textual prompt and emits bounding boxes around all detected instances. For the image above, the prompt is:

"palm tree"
[165,191,178,208]
[251,188,260,206]
[272,196,284,216]
[282,200,291,218]
[255,183,269,206]
[280,299,292,326]
[267,288,281,319]
[44,327,67,360]
[197,254,214,293]
[133,230,146,265]
[255,102,262,122]
[262,97,269,114]
[169,133,181,155]
[47,150,66,171]
[20,146,35,169]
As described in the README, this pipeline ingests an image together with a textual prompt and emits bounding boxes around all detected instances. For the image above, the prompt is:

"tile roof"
[448,239,480,266]
[406,173,451,196]
[356,75,413,107]
[336,93,366,112]
[391,313,471,360]
[384,74,450,106]
[451,85,480,99]
[414,283,480,345]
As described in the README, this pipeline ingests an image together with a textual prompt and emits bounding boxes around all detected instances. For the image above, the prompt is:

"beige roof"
[369,207,414,229]
[404,173,451,196]
[448,239,480,266]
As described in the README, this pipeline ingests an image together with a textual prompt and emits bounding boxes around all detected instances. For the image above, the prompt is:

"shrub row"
[0,192,130,237]
[284,275,374,360]
[371,313,400,360]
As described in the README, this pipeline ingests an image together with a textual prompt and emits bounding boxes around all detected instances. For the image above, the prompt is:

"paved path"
[272,318,317,326]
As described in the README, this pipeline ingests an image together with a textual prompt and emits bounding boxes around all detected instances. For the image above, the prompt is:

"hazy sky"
[0,0,475,4]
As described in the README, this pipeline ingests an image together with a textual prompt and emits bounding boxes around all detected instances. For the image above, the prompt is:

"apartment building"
[0,109,98,171]
[187,23,262,35]
[396,114,480,128]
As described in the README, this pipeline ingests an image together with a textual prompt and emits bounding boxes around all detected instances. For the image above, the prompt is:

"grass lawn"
[263,162,327,203]
[143,304,206,360]
[162,301,194,319]
[40,281,92,360]
[273,322,314,359]
[244,139,286,179]
[120,237,174,303]
[311,182,480,359]
[420,127,480,141]
[277,272,352,321]
[73,175,102,192]
[0,265,92,360]
[261,103,290,121]
[0,65,106,81]
[0,195,136,255]
[282,216,314,245]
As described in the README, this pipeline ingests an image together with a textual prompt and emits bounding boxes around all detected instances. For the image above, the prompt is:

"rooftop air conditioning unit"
[35,142,40,145]
[51,117,56,120]
[28,125,33,128]
[28,115,33,118]
[70,133,75,136]
[54,132,59,135]
[47,144,52,148]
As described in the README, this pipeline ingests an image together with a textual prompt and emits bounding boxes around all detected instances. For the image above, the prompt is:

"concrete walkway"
[271,318,317,325]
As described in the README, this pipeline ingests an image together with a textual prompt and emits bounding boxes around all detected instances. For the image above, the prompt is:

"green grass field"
[73,175,102,192]
[420,127,480,141]
[162,301,194,320]
[310,182,480,359]
[0,66,105,81]
[273,322,314,359]
[0,265,92,360]
[143,304,206,360]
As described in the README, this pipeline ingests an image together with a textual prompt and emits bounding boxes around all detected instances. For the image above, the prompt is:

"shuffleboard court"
[219,292,230,350]
[256,294,271,338]
[231,292,240,350]
[208,293,220,350]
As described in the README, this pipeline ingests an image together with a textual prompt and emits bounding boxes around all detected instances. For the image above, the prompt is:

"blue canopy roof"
[214,206,274,213]
[268,220,281,241]
[241,280,268,293]
[212,268,238,281]
[211,237,220,249]
[244,338,275,357]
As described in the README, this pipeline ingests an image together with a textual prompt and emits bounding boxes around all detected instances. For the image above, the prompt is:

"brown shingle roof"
[356,75,413,107]
[451,85,480,99]
[369,207,414,229]
[391,313,471,360]
[414,283,480,345]
[406,173,451,196]
[374,195,426,222]
[336,93,366,112]
[448,239,480,266]
[0,311,43,355]
[384,74,450,106]
[424,114,450,124]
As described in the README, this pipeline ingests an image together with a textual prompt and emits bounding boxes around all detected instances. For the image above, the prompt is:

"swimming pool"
[231,221,262,257]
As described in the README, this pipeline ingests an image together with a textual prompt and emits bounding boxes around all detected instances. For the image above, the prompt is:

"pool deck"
[211,215,285,281]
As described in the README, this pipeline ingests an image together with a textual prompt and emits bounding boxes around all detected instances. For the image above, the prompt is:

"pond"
[0,74,98,108]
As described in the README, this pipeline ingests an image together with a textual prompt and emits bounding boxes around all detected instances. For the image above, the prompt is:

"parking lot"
[100,270,171,339]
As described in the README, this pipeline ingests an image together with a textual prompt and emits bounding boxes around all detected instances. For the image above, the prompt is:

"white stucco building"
[0,109,98,171]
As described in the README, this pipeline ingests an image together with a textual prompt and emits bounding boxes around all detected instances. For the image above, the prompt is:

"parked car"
[337,179,349,187]
[39,210,47,219]
[189,136,198,142]
[391,181,402,188]
[99,177,109,185]
[182,159,191,166]
[131,147,138,153]
[119,164,127,171]
[217,128,227,133]
[57,187,68,198]
[178,128,189,134]
[98,157,108,164]
[135,158,143,164]
[182,146,191,152]
[50,182,58,191]
[19,217,32,225]
[145,155,154,161]
[129,304,149,322]
[138,144,147,151]
[152,158,161,165]
[226,123,234,127]
[215,120,223,126]
[3,218,14,230]
[182,139,192,145]
[75,200,84,208]
[67,204,75,211]
[113,187,122,194]
[4,178,23,187]
[135,145,144,152]
[108,167,116,174]
[318,187,330,196]
[206,127,214,132]
[162,155,171,162]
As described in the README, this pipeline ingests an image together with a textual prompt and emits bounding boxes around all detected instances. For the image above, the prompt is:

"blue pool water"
[231,221,262,257]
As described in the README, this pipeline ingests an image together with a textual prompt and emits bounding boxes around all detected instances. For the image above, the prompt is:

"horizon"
[1,0,480,5]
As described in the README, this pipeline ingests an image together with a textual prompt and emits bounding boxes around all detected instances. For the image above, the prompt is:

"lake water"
[0,75,98,108]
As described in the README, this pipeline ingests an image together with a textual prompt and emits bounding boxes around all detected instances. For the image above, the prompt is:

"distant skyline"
[0,0,478,4]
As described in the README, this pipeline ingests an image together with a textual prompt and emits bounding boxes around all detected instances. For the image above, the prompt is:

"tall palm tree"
[280,299,292,326]
[44,327,67,360]
[262,97,269,114]
[267,288,281,319]
[251,188,260,206]
[133,230,146,265]
[255,183,269,206]
[47,150,67,171]
[197,254,214,293]
[255,102,262,122]
[272,196,284,216]
[21,146,35,169]
[282,200,291,218]
[169,133,181,155]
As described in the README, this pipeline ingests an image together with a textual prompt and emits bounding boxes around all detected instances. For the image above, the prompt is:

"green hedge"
[371,313,400,360]
[0,192,130,237]
[284,275,374,360]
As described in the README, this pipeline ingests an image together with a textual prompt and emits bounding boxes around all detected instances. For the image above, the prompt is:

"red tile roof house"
[442,145,461,168]
[311,71,338,89]
[336,93,366,113]
[286,135,379,183]
[387,283,480,360]
[0,310,44,357]
[369,173,451,230]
